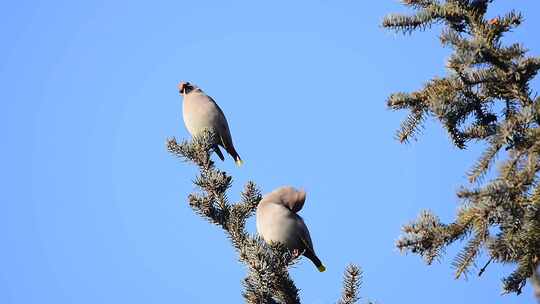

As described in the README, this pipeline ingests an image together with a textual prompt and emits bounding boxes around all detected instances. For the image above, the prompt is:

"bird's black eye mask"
[183,83,194,94]
[179,82,194,95]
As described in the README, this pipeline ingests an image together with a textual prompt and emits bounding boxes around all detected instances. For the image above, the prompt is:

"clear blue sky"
[2,1,540,303]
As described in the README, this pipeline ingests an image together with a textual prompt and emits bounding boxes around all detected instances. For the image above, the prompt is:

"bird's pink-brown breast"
[256,201,304,250]
[182,93,222,136]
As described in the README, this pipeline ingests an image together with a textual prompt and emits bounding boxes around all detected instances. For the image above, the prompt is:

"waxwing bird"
[178,81,242,166]
[256,186,326,272]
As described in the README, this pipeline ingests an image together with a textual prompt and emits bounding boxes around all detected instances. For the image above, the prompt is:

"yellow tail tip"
[235,159,243,167]
[317,265,326,272]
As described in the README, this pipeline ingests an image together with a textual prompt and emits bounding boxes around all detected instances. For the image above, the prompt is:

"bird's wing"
[208,96,235,150]
[295,215,315,253]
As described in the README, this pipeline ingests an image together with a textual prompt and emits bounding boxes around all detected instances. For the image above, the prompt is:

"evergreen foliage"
[167,131,363,303]
[383,0,540,296]
[337,264,363,304]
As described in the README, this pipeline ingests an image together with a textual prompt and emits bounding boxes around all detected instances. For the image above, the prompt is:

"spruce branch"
[168,131,300,303]
[452,230,487,279]
[384,0,540,295]
[337,264,362,304]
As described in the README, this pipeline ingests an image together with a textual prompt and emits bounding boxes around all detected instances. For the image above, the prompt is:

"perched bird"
[178,81,242,166]
[256,186,326,272]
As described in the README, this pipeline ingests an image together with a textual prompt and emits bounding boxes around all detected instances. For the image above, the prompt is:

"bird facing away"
[256,186,326,272]
[178,81,242,166]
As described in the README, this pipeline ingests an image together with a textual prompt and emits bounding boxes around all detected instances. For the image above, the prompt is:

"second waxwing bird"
[256,186,326,272]
[178,81,242,166]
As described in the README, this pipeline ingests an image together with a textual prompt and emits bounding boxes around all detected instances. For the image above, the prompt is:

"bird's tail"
[225,145,243,167]
[304,249,326,272]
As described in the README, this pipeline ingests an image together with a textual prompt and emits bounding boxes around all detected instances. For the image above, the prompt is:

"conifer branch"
[168,131,300,303]
[337,264,362,304]
[385,0,540,295]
